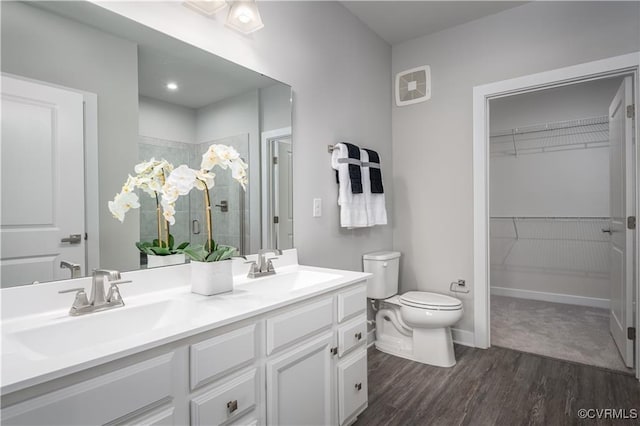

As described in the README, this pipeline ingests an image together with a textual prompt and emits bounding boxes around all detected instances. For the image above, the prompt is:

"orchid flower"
[161,144,248,258]
[108,158,174,248]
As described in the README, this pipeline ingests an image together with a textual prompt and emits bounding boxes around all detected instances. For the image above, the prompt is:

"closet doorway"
[488,76,635,373]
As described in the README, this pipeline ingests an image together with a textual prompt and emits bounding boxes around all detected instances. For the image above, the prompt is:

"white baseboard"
[491,286,610,309]
[451,328,475,347]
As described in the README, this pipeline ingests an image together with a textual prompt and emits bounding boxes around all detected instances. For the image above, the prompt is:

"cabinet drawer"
[337,284,367,323]
[337,315,367,357]
[191,324,257,390]
[191,369,257,426]
[337,350,368,426]
[2,352,176,426]
[266,297,333,355]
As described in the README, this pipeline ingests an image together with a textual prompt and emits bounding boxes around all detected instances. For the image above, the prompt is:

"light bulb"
[238,13,252,24]
[166,82,178,91]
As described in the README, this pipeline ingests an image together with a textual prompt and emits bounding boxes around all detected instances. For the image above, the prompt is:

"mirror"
[0,1,293,288]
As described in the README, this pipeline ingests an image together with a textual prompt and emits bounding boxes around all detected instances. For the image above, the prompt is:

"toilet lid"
[399,291,462,310]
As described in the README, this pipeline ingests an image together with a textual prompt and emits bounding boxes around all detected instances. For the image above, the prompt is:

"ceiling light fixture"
[166,82,179,91]
[226,1,264,34]
[183,0,228,16]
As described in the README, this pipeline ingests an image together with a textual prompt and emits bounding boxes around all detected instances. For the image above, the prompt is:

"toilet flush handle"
[383,262,388,268]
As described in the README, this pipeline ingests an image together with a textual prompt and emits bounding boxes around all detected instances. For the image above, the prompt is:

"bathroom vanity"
[1,250,370,425]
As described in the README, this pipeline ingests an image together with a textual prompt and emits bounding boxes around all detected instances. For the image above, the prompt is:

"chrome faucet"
[246,249,282,278]
[58,269,131,316]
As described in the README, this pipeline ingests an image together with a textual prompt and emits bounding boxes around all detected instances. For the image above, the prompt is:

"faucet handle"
[58,288,90,313]
[58,287,86,294]
[266,258,279,272]
[106,280,131,303]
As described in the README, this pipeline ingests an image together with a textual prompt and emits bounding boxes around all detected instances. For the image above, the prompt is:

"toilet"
[364,251,463,367]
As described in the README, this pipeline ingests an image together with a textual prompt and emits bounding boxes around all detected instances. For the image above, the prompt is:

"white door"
[274,138,293,250]
[608,76,635,368]
[266,332,334,425]
[1,75,85,287]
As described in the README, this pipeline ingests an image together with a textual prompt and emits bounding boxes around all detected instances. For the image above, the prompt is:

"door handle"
[61,234,82,244]
[601,228,613,234]
[215,200,228,212]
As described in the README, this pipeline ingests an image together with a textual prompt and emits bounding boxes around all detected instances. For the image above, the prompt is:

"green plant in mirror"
[135,234,189,256]
[161,144,248,262]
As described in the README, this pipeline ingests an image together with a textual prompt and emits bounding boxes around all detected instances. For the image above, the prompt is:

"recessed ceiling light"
[166,82,179,91]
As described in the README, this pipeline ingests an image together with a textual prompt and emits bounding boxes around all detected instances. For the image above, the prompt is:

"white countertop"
[1,251,370,395]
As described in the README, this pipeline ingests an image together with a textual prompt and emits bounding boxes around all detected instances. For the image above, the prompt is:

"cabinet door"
[266,332,334,425]
[337,350,368,425]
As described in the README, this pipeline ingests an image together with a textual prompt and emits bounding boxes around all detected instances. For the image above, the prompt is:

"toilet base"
[375,328,456,368]
[375,308,457,368]
[412,327,456,367]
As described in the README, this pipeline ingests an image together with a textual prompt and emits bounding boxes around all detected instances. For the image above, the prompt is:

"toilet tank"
[363,251,401,299]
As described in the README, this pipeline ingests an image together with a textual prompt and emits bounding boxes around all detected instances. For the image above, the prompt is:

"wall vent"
[395,65,431,106]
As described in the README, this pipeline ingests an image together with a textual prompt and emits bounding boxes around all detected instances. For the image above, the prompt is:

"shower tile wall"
[139,134,249,256]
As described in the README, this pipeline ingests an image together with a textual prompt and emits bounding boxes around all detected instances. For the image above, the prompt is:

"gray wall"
[139,96,197,143]
[100,1,394,271]
[1,1,140,272]
[392,1,640,332]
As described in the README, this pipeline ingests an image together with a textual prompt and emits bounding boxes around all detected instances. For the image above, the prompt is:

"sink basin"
[5,299,193,358]
[3,268,344,360]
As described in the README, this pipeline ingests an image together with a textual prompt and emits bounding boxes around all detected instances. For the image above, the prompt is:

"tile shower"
[138,134,250,265]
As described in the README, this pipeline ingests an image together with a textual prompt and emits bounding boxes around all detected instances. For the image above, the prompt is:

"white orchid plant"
[161,144,248,262]
[108,158,188,256]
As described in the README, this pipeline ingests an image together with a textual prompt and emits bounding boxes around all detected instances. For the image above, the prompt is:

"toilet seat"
[399,291,462,311]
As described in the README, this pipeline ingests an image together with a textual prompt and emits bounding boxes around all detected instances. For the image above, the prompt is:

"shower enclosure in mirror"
[0,1,292,288]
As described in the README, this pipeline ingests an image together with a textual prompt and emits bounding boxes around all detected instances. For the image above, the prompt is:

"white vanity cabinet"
[265,282,368,426]
[1,280,368,426]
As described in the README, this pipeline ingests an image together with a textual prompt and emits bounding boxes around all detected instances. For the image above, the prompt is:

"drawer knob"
[355,382,362,391]
[227,400,238,414]
[355,332,362,341]
[330,346,338,356]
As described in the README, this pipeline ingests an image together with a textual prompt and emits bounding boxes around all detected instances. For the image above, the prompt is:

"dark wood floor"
[354,346,640,426]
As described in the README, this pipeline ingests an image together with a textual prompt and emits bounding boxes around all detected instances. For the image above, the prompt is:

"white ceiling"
[342,1,527,45]
[35,1,281,109]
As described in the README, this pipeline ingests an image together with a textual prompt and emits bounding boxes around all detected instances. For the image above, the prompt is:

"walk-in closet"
[489,76,634,373]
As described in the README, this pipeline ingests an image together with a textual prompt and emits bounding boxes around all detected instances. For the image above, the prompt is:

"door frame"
[260,127,292,249]
[472,52,640,379]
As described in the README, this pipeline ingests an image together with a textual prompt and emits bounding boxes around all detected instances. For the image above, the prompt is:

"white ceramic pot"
[190,259,233,296]
[146,253,186,269]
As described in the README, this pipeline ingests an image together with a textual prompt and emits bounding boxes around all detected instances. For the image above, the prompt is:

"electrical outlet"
[313,198,322,217]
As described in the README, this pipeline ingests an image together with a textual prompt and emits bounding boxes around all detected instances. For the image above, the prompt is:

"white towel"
[360,149,387,226]
[331,143,368,228]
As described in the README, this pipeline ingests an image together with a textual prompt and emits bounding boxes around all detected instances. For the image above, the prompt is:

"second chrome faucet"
[246,249,282,278]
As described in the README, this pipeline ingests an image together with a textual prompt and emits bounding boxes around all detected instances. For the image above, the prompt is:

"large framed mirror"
[0,1,293,288]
